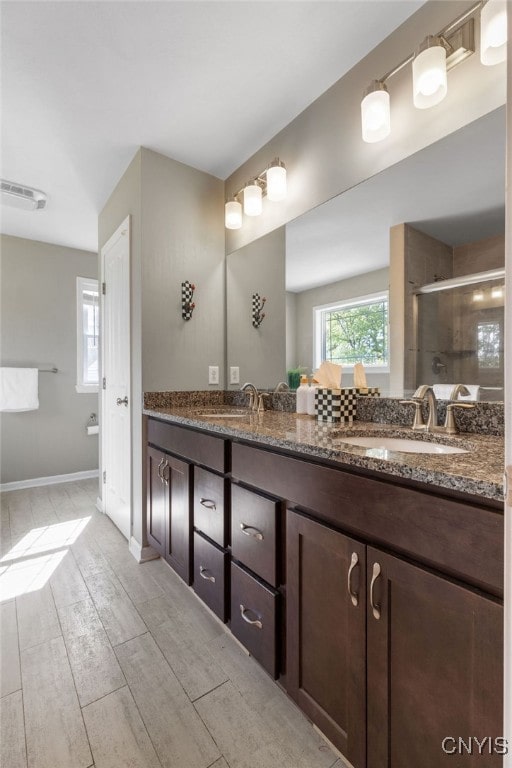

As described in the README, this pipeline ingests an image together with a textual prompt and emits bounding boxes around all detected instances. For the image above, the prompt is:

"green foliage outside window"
[322,298,388,367]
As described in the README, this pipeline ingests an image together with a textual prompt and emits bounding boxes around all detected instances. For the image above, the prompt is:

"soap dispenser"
[307,378,320,416]
[296,376,309,414]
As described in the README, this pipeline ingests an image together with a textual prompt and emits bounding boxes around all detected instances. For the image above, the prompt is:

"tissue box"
[315,387,357,423]
[354,387,380,397]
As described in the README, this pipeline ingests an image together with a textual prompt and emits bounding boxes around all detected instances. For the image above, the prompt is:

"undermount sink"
[336,436,469,455]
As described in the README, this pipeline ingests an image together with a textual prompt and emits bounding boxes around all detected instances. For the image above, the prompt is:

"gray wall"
[226,227,286,389]
[141,148,225,391]
[1,235,98,484]
[293,268,390,390]
[225,1,506,255]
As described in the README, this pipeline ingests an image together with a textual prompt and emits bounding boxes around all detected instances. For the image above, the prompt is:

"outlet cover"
[230,366,240,385]
[208,365,219,385]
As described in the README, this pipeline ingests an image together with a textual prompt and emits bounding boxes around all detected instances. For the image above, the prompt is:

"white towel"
[433,384,480,402]
[0,368,39,412]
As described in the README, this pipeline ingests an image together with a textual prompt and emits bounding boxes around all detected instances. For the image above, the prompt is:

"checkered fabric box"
[354,387,380,397]
[315,387,357,423]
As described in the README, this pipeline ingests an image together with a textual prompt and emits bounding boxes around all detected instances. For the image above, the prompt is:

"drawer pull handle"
[370,562,382,620]
[200,498,217,510]
[162,461,169,486]
[240,604,262,629]
[199,566,216,583]
[347,552,359,607]
[157,458,165,481]
[240,523,264,541]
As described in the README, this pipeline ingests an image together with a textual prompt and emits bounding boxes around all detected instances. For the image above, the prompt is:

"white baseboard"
[0,469,99,493]
[129,536,160,564]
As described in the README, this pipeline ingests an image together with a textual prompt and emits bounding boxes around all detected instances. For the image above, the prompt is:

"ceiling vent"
[1,180,47,210]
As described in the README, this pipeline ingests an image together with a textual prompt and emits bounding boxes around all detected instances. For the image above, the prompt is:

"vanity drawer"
[231,484,279,587]
[194,467,228,547]
[230,561,278,678]
[193,533,228,622]
[148,418,229,472]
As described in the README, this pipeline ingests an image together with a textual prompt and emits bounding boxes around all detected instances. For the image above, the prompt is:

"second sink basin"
[336,436,468,454]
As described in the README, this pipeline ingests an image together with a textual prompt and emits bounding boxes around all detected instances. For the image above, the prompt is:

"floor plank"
[137,595,228,701]
[82,686,161,768]
[114,560,164,605]
[0,690,27,768]
[58,598,126,707]
[21,636,92,768]
[16,583,61,651]
[84,570,147,646]
[50,550,90,609]
[0,600,21,697]
[115,632,220,768]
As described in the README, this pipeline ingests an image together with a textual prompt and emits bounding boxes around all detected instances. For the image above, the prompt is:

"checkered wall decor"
[252,293,266,328]
[181,281,196,320]
[315,387,358,423]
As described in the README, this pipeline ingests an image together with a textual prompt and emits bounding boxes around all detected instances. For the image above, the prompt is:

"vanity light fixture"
[473,289,485,302]
[361,0,506,143]
[361,81,391,143]
[412,36,447,109]
[481,0,507,64]
[491,285,504,299]
[224,158,287,229]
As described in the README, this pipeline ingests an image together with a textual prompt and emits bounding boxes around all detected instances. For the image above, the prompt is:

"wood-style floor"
[0,480,346,768]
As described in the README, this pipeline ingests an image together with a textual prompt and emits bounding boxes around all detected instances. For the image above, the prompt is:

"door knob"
[116,396,129,406]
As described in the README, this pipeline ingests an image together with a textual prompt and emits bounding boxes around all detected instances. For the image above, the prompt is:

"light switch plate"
[230,366,240,385]
[208,365,219,385]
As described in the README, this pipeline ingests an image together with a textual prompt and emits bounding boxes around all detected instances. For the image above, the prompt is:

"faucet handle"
[257,393,271,412]
[444,402,476,434]
[400,400,426,431]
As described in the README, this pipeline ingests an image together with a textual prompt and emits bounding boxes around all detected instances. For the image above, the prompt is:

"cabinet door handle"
[199,566,216,583]
[163,461,170,486]
[116,396,129,406]
[199,498,217,510]
[370,562,382,620]
[347,552,359,607]
[157,458,165,482]
[239,604,262,629]
[240,523,264,541]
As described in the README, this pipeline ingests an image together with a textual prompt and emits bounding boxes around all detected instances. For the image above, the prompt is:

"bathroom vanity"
[144,404,504,768]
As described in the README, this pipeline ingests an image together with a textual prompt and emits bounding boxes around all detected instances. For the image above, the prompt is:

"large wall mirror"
[226,106,505,401]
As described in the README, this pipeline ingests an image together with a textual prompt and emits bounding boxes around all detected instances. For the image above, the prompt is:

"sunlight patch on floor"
[0,516,91,600]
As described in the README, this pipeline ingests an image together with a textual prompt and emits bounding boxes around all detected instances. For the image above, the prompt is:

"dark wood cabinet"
[286,510,366,766]
[366,547,503,768]
[287,509,504,768]
[146,446,168,557]
[146,434,192,584]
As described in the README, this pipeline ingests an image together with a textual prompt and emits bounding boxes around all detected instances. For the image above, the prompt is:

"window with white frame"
[314,292,389,371]
[76,276,99,393]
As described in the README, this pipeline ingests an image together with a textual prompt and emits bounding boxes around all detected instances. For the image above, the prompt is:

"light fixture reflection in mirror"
[480,0,508,65]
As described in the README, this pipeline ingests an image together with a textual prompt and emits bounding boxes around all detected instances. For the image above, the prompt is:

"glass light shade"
[412,42,447,109]
[481,0,507,65]
[266,164,287,201]
[473,290,484,302]
[243,183,262,216]
[361,86,390,143]
[225,199,242,229]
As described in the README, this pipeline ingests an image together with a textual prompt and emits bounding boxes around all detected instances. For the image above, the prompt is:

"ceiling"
[0,0,425,253]
[286,106,506,292]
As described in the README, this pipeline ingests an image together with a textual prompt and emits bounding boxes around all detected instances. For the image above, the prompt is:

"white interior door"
[101,217,131,539]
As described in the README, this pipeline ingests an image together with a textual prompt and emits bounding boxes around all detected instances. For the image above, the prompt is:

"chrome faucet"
[412,385,439,432]
[274,381,290,393]
[240,382,259,411]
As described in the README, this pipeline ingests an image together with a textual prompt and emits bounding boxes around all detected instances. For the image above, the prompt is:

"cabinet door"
[286,510,366,767]
[367,547,503,768]
[164,456,192,585]
[146,446,167,556]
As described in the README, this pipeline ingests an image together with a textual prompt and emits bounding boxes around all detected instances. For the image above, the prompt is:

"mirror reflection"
[226,107,505,401]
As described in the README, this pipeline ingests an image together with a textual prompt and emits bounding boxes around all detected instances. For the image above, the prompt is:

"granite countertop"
[143,405,504,503]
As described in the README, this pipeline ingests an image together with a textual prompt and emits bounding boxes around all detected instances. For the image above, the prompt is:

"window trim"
[313,290,390,372]
[76,276,99,394]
